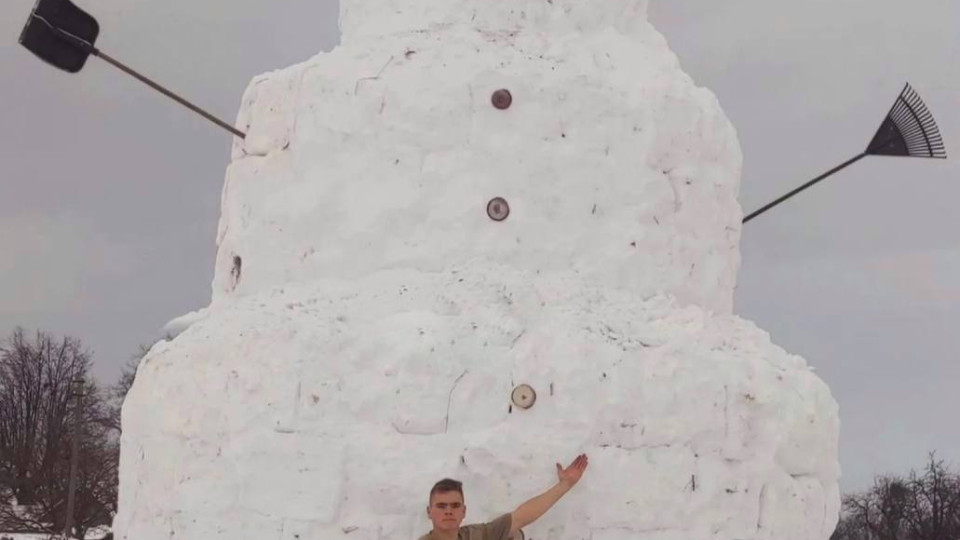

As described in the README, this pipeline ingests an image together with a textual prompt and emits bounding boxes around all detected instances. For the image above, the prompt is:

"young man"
[419,454,589,540]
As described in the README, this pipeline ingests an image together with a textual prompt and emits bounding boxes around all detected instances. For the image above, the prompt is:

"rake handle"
[742,152,868,224]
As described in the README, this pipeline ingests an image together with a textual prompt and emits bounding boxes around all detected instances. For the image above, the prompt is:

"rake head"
[866,83,947,159]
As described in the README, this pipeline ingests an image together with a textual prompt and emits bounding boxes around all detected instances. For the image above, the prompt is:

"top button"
[491,89,513,110]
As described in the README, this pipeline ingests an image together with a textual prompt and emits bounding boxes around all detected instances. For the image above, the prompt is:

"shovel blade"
[19,0,100,73]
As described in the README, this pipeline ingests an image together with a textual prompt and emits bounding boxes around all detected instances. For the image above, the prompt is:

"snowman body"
[115,2,840,539]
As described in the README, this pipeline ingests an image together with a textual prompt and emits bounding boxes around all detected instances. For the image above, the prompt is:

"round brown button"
[511,384,536,409]
[491,89,513,110]
[487,197,510,221]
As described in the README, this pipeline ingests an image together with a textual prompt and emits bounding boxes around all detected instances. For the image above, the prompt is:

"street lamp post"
[63,378,84,538]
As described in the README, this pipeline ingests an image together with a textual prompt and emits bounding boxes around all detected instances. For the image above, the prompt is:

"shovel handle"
[39,16,245,140]
[93,50,246,139]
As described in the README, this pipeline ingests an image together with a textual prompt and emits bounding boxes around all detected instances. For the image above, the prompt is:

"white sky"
[1,0,958,493]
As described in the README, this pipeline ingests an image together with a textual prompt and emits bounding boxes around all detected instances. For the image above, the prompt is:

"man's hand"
[510,454,590,535]
[556,454,588,489]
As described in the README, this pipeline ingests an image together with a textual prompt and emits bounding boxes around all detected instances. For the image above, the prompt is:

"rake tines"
[867,83,947,159]
[743,82,947,224]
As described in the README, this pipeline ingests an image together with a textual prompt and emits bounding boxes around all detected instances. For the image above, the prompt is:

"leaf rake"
[743,83,947,224]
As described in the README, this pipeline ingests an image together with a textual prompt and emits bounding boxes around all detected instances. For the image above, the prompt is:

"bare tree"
[0,329,89,508]
[0,329,116,538]
[904,454,960,540]
[833,453,960,540]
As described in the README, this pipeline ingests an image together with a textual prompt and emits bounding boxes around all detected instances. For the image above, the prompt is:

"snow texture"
[114,1,840,539]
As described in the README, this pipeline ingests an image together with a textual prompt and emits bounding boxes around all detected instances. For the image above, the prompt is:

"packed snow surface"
[114,1,841,539]
[215,0,741,315]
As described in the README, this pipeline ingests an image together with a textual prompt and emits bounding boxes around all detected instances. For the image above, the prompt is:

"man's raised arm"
[509,454,589,535]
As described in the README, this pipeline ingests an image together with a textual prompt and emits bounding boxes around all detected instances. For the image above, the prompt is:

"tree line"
[832,454,960,540]
[0,329,138,539]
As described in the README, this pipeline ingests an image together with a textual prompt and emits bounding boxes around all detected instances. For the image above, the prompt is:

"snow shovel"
[19,0,246,139]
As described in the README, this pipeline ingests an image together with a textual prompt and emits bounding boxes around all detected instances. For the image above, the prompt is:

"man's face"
[427,490,466,532]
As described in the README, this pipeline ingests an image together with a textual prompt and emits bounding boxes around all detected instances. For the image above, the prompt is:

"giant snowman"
[114,1,841,539]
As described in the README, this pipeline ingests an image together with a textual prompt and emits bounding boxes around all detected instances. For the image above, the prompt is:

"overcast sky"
[1,0,957,493]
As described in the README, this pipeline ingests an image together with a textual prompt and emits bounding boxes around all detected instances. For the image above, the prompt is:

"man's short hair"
[429,478,463,503]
